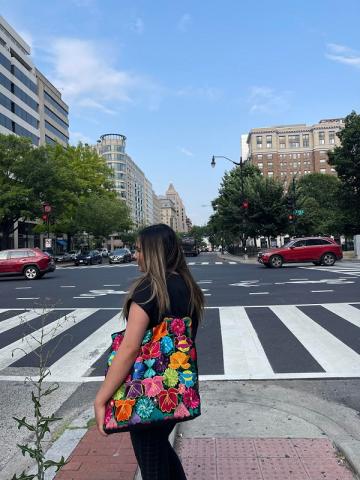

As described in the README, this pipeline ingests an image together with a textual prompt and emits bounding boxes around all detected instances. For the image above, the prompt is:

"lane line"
[249,292,269,295]
[49,312,125,379]
[103,284,121,287]
[15,287,32,290]
[60,286,75,288]
[73,296,95,299]
[228,261,237,264]
[219,306,273,377]
[0,308,98,370]
[16,297,39,300]
[271,305,360,375]
[311,290,334,293]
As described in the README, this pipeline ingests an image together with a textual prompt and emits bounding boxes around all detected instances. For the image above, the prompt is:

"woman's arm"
[94,302,149,435]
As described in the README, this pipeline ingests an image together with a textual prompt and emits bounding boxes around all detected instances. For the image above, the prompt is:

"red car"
[0,248,56,280]
[258,237,343,268]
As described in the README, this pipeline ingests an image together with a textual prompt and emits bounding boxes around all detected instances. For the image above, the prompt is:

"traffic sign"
[45,238,52,248]
[294,209,304,215]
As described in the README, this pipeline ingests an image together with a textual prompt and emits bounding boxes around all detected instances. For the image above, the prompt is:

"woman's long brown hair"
[123,224,204,321]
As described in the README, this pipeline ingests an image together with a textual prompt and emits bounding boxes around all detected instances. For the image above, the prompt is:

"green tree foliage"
[328,111,360,234]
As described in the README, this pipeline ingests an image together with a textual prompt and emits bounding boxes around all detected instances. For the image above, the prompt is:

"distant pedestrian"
[94,223,204,479]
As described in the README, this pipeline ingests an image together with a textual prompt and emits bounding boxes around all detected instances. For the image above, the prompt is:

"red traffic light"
[288,214,293,221]
[42,214,48,222]
[242,200,249,209]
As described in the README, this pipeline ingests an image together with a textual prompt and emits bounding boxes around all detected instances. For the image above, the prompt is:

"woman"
[94,223,204,479]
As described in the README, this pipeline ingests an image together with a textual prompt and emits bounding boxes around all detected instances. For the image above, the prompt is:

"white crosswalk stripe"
[301,264,360,276]
[0,303,360,382]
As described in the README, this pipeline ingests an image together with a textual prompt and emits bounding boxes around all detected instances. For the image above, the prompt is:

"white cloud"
[176,86,223,101]
[69,130,94,145]
[178,147,194,157]
[326,43,360,68]
[45,37,162,114]
[248,86,291,114]
[177,14,191,32]
[132,18,144,34]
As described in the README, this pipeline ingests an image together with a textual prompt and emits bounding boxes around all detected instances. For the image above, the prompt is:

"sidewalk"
[51,381,360,480]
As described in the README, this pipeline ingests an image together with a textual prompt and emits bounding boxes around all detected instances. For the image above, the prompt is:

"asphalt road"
[1,252,360,477]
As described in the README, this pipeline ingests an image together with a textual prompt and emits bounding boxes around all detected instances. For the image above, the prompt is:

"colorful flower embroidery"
[179,369,196,387]
[182,387,200,409]
[142,341,161,359]
[158,388,178,413]
[178,383,186,394]
[163,367,179,387]
[113,384,126,400]
[107,351,116,366]
[174,402,190,419]
[141,330,152,345]
[170,318,185,336]
[126,380,143,399]
[160,336,174,355]
[104,404,113,424]
[154,354,169,373]
[135,397,155,419]
[115,399,135,421]
[169,351,190,370]
[142,376,164,397]
[175,335,192,352]
[189,347,197,361]
[112,334,123,351]
[153,322,168,341]
[143,359,156,378]
[132,361,146,380]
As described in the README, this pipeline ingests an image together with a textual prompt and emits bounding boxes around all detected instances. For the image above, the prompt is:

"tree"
[328,111,360,234]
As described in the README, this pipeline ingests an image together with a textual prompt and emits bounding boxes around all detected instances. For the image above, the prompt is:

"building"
[159,196,177,230]
[152,192,162,224]
[247,118,343,187]
[95,133,158,228]
[165,183,189,233]
[0,16,69,147]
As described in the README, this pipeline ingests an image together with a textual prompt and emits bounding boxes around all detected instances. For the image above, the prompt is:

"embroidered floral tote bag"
[103,316,201,433]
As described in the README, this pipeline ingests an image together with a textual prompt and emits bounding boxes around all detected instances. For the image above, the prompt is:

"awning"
[56,239,68,246]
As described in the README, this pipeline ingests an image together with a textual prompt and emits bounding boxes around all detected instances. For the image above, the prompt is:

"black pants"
[130,423,187,480]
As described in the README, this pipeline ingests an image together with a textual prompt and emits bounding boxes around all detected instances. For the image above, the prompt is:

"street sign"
[43,204,52,213]
[294,209,304,215]
[45,238,52,248]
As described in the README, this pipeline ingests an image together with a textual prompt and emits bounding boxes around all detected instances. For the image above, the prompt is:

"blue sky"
[2,0,360,224]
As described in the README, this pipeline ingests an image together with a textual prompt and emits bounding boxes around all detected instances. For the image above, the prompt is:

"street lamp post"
[211,155,248,258]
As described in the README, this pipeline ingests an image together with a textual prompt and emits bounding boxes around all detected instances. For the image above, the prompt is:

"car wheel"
[313,261,320,266]
[321,252,336,266]
[264,263,271,268]
[23,265,40,280]
[269,255,283,268]
[99,258,102,264]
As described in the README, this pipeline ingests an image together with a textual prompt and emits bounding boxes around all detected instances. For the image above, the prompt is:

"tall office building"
[0,16,69,147]
[95,133,158,228]
[165,183,189,233]
[158,196,177,230]
[247,118,343,187]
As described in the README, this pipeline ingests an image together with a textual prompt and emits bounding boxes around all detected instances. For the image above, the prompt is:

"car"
[257,237,343,268]
[0,248,56,280]
[100,248,109,257]
[74,250,102,266]
[54,251,73,263]
[109,248,132,264]
[130,249,136,261]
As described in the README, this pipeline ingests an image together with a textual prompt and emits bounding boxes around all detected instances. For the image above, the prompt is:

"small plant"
[10,307,76,479]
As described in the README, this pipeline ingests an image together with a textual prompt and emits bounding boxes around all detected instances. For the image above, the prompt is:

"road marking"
[201,289,209,292]
[219,306,273,377]
[201,262,209,265]
[60,286,75,288]
[0,309,97,370]
[230,280,259,287]
[204,294,212,296]
[49,313,125,380]
[73,296,95,299]
[290,278,308,280]
[103,284,121,287]
[270,305,360,375]
[188,262,195,265]
[197,280,213,284]
[16,297,40,300]
[228,261,237,264]
[323,303,360,327]
[215,262,223,264]
[311,290,334,293]
[15,287,32,290]
[249,292,269,295]
[0,310,43,335]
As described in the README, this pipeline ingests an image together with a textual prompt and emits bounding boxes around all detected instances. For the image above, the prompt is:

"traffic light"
[288,214,294,223]
[42,214,48,224]
[242,200,249,209]
[286,197,294,210]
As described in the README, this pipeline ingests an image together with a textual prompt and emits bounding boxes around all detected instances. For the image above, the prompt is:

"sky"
[1,0,360,225]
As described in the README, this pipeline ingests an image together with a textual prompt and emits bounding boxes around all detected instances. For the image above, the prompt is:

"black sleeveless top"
[128,273,199,339]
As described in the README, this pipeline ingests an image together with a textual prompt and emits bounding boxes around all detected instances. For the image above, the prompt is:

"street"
[1,252,360,475]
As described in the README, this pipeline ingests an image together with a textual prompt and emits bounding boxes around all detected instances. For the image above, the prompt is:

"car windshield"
[284,240,295,247]
[113,249,126,254]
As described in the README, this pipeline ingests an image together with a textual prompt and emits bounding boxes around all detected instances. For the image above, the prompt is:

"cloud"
[132,17,144,34]
[178,147,194,157]
[326,43,360,68]
[70,130,94,145]
[45,37,162,113]
[177,14,191,32]
[248,86,291,114]
[176,86,223,101]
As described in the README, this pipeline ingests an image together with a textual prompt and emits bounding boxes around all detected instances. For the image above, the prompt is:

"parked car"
[100,248,109,257]
[0,248,56,280]
[68,250,77,261]
[109,248,132,264]
[74,250,102,266]
[258,237,343,268]
[54,251,73,263]
[130,249,136,261]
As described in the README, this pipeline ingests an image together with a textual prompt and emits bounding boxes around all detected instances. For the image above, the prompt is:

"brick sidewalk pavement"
[176,437,356,480]
[54,426,137,480]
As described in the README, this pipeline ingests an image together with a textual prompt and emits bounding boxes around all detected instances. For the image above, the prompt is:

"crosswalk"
[0,303,360,382]
[187,261,238,265]
[302,263,360,277]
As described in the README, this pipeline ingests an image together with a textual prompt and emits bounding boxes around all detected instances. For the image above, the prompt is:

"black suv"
[74,250,102,266]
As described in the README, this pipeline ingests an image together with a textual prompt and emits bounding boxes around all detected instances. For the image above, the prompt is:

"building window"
[45,120,69,143]
[257,163,263,169]
[256,136,262,149]
[280,154,285,159]
[329,131,335,144]
[303,133,309,147]
[257,154,263,159]
[320,159,326,163]
[267,154,273,159]
[266,135,272,148]
[289,134,300,148]
[268,162,273,168]
[320,168,326,173]
[319,131,325,145]
[44,91,68,118]
[268,171,273,177]
[279,136,286,149]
